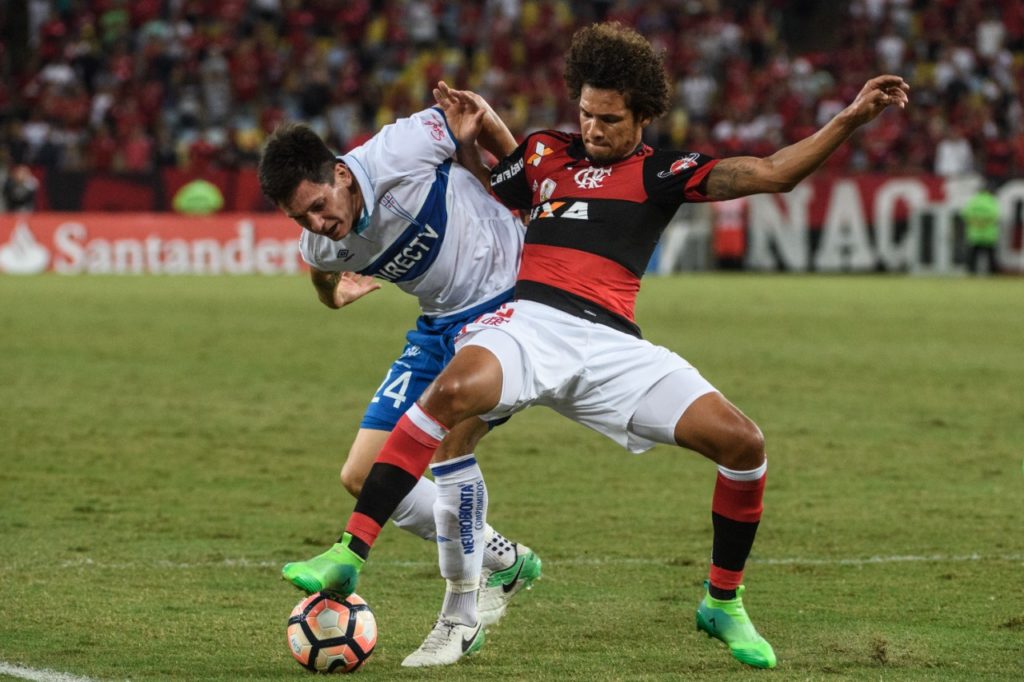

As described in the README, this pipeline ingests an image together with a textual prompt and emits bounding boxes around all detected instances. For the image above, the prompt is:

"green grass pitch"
[1,273,1022,681]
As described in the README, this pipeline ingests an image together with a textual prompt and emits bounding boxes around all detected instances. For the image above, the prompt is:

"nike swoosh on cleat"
[461,624,482,652]
[500,559,525,594]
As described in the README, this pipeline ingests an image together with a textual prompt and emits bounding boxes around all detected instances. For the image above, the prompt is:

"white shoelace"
[418,618,459,653]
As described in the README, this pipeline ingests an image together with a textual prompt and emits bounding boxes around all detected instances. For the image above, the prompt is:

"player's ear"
[335,162,351,187]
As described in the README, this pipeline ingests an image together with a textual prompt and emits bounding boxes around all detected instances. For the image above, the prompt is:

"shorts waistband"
[428,288,515,326]
[515,281,642,338]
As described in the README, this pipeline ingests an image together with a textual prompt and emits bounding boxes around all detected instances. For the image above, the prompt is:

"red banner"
[4,175,1022,275]
[0,213,305,275]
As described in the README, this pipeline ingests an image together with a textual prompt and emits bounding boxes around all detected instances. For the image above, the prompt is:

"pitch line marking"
[32,552,1024,572]
[0,662,100,682]
[754,553,1024,566]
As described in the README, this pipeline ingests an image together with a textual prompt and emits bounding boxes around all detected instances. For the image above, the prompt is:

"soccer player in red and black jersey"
[282,22,909,670]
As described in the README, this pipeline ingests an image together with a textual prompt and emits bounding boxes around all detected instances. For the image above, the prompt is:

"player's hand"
[433,81,486,146]
[332,272,381,308]
[845,75,910,126]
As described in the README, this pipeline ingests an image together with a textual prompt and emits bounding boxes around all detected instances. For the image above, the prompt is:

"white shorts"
[455,300,717,453]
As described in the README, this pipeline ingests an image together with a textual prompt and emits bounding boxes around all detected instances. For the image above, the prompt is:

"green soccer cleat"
[478,543,542,628]
[281,533,365,597]
[696,581,777,669]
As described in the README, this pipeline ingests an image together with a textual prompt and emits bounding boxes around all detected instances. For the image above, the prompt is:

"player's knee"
[422,374,479,423]
[339,460,365,497]
[720,419,765,471]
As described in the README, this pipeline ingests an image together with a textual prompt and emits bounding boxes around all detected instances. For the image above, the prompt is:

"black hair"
[258,123,337,205]
[564,22,671,121]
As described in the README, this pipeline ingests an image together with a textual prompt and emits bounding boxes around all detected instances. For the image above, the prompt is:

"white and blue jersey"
[298,107,523,430]
[299,107,522,316]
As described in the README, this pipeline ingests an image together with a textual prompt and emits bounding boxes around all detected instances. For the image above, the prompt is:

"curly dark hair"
[258,122,337,205]
[563,22,671,122]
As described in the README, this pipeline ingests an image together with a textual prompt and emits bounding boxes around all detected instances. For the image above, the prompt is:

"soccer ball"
[287,592,377,673]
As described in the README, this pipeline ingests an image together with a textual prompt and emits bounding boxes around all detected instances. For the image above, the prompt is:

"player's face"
[579,85,650,163]
[281,163,363,240]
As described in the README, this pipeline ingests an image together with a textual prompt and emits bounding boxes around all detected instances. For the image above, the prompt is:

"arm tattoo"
[706,157,758,201]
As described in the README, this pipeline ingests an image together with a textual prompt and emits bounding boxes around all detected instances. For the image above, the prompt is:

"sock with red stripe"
[342,403,449,559]
[708,460,766,600]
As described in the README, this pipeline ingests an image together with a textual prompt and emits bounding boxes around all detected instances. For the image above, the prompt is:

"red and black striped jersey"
[489,130,718,337]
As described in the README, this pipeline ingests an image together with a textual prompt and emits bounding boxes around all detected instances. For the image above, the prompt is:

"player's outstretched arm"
[705,74,910,201]
[434,81,517,160]
[432,82,508,190]
[310,268,381,309]
[433,81,485,149]
[455,141,496,191]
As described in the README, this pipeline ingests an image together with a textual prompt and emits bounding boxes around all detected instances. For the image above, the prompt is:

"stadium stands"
[1,0,1022,211]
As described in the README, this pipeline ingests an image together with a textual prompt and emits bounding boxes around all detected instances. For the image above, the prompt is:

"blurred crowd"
[2,0,1024,184]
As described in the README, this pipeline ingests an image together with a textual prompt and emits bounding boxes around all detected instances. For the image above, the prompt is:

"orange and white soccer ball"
[287,592,377,673]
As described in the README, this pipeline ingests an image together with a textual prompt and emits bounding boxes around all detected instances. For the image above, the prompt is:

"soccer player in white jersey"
[258,101,541,664]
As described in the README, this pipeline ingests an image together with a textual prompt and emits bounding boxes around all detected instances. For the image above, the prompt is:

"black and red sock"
[708,462,766,600]
[342,404,448,558]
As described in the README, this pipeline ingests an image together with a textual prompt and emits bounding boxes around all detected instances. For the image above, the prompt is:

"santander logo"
[0,215,305,275]
[0,221,50,274]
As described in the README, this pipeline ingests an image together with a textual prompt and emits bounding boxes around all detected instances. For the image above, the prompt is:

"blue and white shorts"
[360,289,514,431]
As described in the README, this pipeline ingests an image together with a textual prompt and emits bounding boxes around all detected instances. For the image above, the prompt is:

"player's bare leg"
[285,347,541,663]
[402,347,538,666]
[336,420,540,633]
[342,429,441,540]
[281,416,537,590]
[674,392,776,669]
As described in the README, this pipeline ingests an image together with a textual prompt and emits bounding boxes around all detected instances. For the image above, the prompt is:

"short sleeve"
[644,150,719,208]
[369,107,458,172]
[490,137,534,210]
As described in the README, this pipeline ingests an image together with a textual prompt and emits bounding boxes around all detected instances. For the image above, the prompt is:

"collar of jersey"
[337,153,375,235]
[352,208,370,235]
[569,136,645,166]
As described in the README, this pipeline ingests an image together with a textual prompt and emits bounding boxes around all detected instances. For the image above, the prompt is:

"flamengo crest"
[574,166,612,189]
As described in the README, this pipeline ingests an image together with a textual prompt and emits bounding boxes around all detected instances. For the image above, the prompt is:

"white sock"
[483,528,517,571]
[390,476,438,541]
[431,453,487,624]
[441,579,478,626]
[718,458,768,481]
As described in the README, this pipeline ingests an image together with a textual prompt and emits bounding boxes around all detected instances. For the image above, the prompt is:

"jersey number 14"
[371,369,412,409]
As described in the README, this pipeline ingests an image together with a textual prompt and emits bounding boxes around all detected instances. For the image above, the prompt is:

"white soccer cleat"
[478,542,543,629]
[400,617,486,667]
